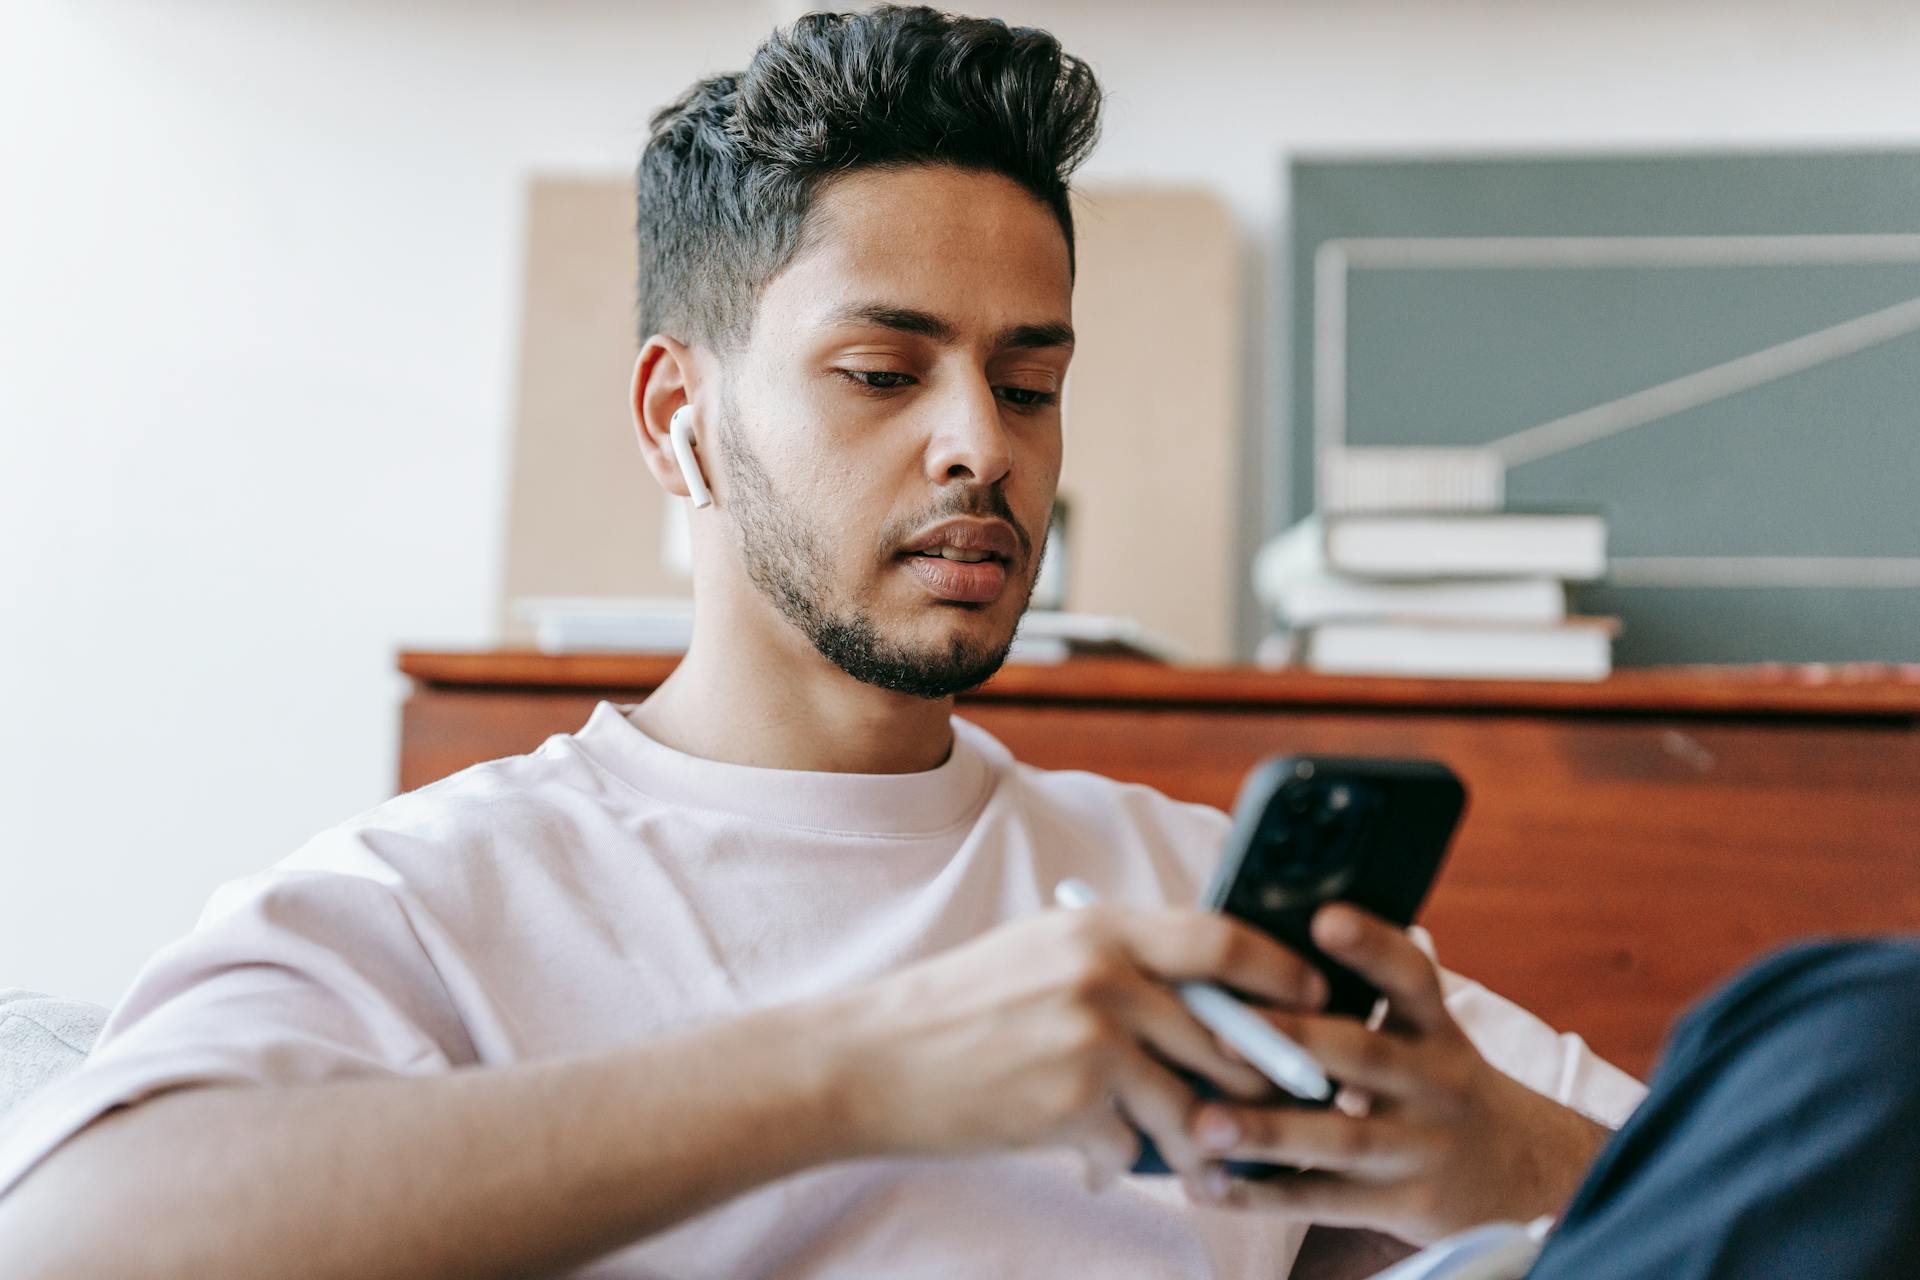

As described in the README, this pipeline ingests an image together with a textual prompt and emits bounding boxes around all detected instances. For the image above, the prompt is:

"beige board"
[1058,187,1241,661]
[496,177,674,644]
[498,178,1243,661]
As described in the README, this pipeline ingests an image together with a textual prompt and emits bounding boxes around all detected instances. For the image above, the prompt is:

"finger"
[1178,1162,1236,1209]
[1188,1102,1429,1179]
[1066,1101,1140,1193]
[1208,1168,1415,1230]
[1109,907,1329,1010]
[1110,1051,1209,1178]
[1311,905,1450,1034]
[1117,979,1274,1102]
[1256,1009,1433,1104]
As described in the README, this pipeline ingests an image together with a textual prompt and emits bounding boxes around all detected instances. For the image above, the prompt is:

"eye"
[996,385,1058,409]
[839,369,917,392]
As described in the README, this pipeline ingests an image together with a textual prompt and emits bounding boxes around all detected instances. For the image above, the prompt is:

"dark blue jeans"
[1528,938,1920,1279]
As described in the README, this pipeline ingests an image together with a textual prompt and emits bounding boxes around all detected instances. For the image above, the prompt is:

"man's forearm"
[0,998,861,1280]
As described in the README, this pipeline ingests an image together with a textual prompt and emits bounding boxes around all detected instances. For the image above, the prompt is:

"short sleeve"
[1409,927,1647,1128]
[0,869,473,1197]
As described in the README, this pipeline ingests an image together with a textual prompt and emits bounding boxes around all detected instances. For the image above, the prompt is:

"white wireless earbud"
[668,405,713,509]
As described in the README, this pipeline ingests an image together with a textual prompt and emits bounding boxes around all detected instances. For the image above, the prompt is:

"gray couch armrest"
[0,990,110,1123]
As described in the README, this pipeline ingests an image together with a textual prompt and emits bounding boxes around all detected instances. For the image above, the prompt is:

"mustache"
[883,486,1035,562]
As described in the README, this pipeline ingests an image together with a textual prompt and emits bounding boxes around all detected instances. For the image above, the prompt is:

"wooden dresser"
[398,653,1920,1078]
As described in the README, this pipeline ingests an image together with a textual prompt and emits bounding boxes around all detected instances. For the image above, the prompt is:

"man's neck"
[628,613,959,775]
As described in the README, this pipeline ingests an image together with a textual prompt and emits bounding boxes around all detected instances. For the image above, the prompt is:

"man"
[0,9,1641,1276]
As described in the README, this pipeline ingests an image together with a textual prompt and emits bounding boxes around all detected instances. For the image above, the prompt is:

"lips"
[898,518,1021,604]
[901,519,1021,561]
[902,552,1009,603]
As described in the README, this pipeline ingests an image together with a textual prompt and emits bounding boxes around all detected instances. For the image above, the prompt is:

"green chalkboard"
[1289,151,1920,665]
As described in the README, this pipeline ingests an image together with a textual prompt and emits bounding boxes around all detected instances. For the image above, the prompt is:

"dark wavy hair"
[636,5,1103,348]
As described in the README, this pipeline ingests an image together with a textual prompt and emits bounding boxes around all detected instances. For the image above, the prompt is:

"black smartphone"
[1207,755,1467,1021]
[1130,754,1467,1178]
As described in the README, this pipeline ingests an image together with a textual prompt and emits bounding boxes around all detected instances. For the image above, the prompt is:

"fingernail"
[1203,1165,1232,1202]
[1196,1110,1239,1150]
[1315,906,1360,948]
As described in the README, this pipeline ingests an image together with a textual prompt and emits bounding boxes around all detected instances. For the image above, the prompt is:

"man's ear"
[630,335,712,503]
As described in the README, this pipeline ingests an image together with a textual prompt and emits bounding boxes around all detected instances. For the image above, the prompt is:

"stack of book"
[1253,512,1615,681]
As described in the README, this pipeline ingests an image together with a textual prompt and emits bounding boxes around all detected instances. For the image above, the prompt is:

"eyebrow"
[824,303,1074,351]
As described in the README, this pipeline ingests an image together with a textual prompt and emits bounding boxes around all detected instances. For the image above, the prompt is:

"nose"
[923,376,1014,487]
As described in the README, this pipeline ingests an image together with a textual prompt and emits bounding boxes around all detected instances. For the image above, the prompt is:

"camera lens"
[1253,780,1375,903]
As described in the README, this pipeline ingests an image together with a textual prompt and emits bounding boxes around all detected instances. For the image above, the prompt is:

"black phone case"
[1130,754,1466,1179]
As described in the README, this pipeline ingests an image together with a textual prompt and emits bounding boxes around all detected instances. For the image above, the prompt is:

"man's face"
[711,165,1072,699]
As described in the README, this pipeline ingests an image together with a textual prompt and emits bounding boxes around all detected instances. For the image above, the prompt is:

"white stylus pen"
[1052,878,1333,1103]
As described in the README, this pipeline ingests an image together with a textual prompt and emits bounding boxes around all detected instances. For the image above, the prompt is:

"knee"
[1671,936,1920,1069]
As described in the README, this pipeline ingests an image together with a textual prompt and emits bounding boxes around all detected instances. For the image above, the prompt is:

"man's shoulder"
[269,727,617,889]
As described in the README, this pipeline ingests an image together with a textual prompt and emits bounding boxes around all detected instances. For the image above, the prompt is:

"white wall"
[6,0,1920,1006]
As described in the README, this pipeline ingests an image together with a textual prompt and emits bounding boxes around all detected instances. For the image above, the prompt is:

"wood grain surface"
[398,651,1920,716]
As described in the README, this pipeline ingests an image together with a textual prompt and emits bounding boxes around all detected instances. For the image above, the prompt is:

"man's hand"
[826,904,1328,1187]
[1183,905,1612,1244]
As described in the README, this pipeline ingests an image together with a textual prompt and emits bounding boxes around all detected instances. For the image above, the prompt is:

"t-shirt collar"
[568,700,996,838]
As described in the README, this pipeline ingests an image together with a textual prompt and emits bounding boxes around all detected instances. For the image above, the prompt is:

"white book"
[531,621,692,655]
[1004,634,1072,665]
[1255,520,1565,625]
[1280,576,1565,627]
[1013,611,1186,663]
[1323,511,1608,581]
[513,597,695,655]
[1304,618,1616,682]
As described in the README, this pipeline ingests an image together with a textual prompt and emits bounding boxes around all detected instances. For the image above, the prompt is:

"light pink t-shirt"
[0,703,1643,1276]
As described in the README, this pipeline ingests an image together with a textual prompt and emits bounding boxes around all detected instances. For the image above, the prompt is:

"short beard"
[716,407,1037,701]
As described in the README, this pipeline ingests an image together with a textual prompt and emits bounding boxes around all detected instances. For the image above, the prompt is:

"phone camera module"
[1244,779,1377,911]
